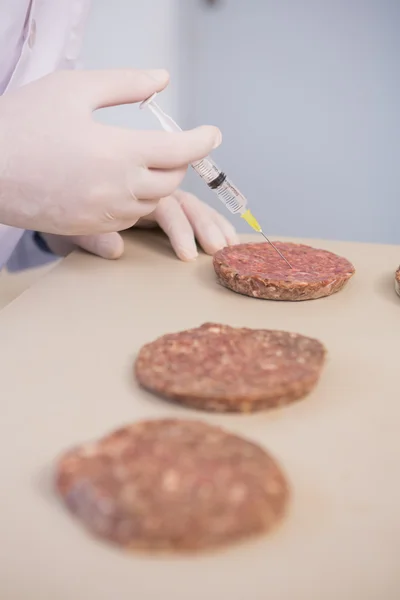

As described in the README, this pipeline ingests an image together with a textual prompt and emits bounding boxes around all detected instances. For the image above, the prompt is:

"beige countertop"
[0,231,399,600]
[0,262,56,310]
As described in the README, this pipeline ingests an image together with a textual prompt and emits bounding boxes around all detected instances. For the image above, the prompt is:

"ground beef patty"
[135,323,326,413]
[395,267,400,297]
[213,242,355,301]
[56,419,289,551]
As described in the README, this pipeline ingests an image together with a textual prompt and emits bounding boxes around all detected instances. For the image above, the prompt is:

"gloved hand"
[41,190,238,261]
[0,69,221,235]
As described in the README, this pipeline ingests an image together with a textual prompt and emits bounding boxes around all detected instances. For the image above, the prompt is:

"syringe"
[140,93,292,268]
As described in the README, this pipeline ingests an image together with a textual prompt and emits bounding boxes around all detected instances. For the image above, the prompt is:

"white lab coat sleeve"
[5,231,58,273]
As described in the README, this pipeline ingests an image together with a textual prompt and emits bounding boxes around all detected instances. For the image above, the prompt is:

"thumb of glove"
[72,232,125,259]
[41,232,124,259]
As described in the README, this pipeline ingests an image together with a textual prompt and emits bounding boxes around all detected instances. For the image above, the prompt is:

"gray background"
[82,0,400,244]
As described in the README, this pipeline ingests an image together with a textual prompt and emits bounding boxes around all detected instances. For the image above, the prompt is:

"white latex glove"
[41,190,238,261]
[0,69,221,235]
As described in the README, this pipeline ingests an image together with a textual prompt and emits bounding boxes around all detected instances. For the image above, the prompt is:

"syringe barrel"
[191,158,220,185]
[141,97,248,216]
[191,158,247,215]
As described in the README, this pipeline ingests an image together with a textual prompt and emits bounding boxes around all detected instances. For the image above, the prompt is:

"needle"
[259,231,293,268]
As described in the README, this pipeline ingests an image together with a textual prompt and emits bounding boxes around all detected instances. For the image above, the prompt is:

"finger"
[111,126,221,169]
[175,191,228,255]
[74,68,170,110]
[140,127,222,168]
[131,166,187,200]
[153,196,198,261]
[71,232,125,259]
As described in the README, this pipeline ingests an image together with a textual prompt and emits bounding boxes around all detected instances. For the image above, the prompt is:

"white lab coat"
[0,0,91,271]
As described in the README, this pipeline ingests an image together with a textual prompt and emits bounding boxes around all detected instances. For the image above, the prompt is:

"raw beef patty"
[135,323,326,413]
[56,419,289,551]
[213,242,355,301]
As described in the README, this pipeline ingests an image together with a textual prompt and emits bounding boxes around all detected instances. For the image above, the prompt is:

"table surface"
[0,232,399,600]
